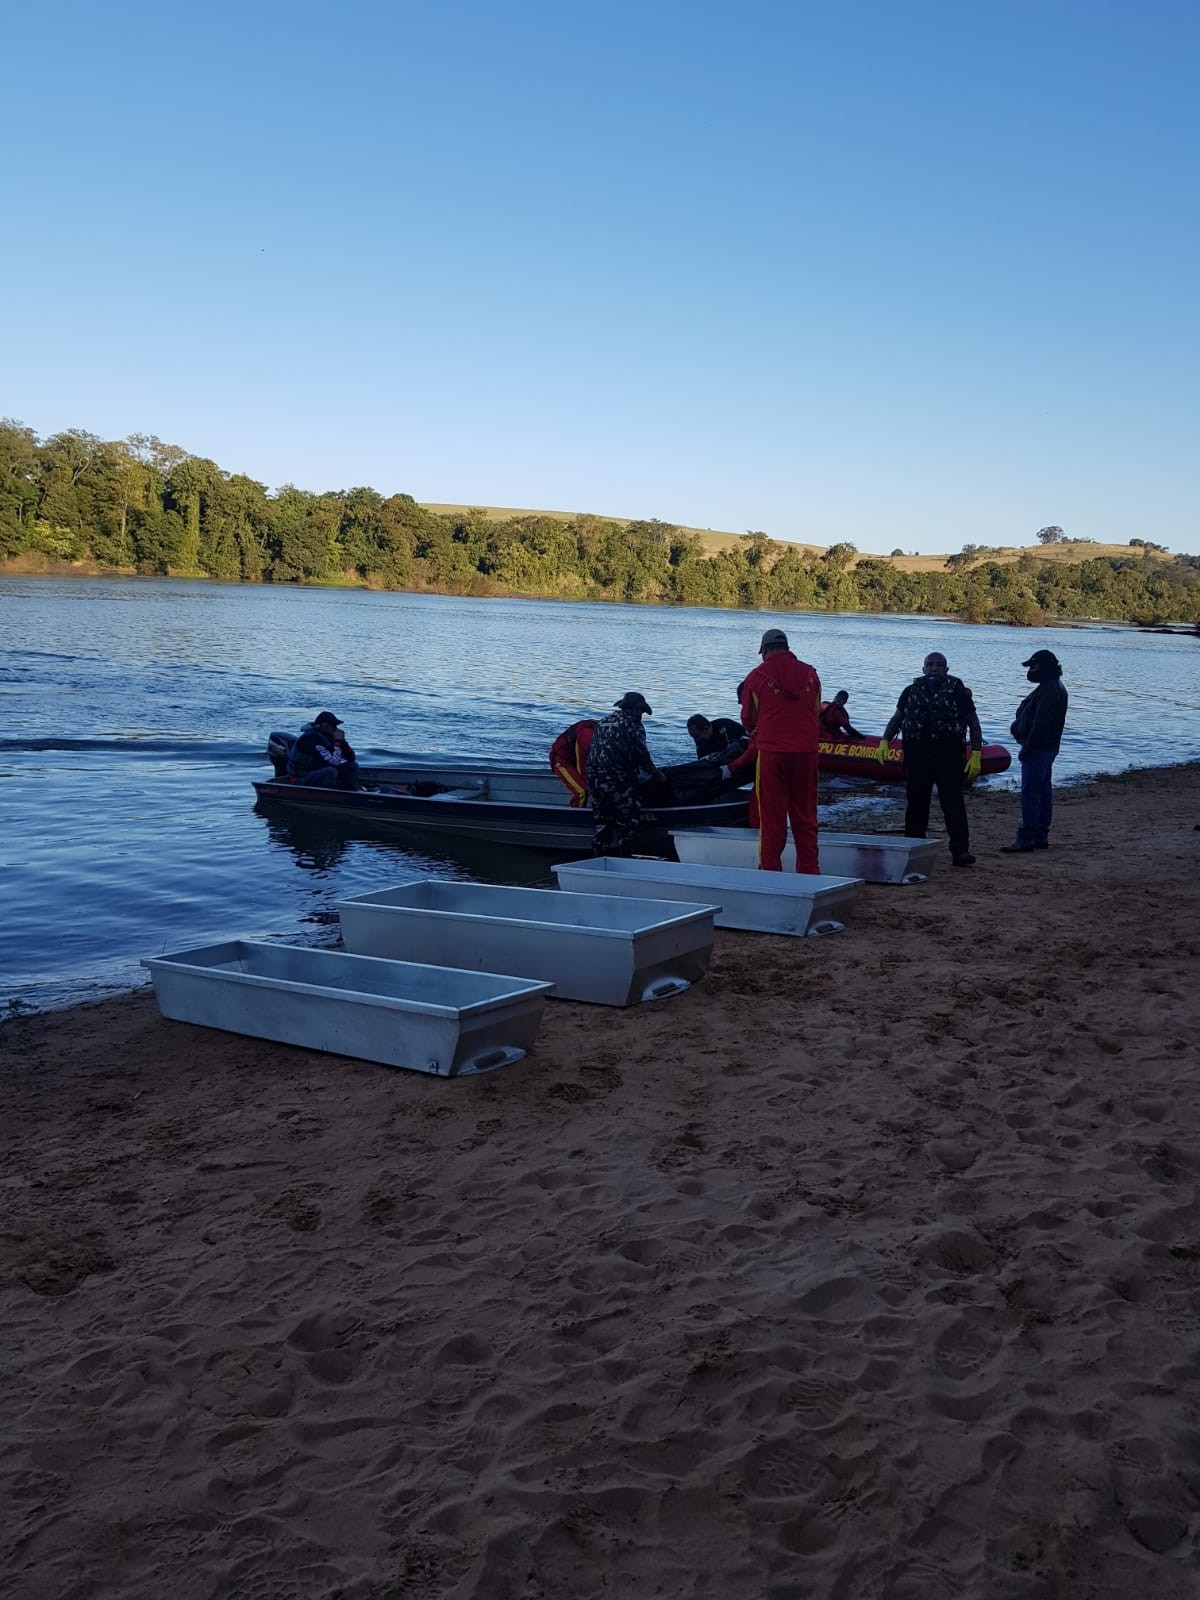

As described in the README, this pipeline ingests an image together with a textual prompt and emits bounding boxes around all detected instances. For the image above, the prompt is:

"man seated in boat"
[687,713,748,763]
[289,711,363,791]
[818,690,864,740]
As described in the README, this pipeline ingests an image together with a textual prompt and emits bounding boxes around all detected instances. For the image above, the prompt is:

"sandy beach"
[3,766,1199,1600]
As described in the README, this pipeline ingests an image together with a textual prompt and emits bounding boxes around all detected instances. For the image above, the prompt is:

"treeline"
[3,421,1198,625]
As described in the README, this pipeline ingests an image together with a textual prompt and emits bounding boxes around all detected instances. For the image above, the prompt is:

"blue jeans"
[1016,748,1055,846]
[299,760,361,791]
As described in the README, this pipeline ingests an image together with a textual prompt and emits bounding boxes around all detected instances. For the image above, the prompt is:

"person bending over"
[819,690,863,740]
[549,718,597,806]
[586,692,666,856]
[687,713,748,763]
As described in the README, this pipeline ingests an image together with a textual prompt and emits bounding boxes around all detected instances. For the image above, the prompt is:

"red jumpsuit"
[740,651,821,873]
[549,720,596,807]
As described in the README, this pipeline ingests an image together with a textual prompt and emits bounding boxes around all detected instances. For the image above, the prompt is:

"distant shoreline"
[5,420,1194,625]
[3,559,1197,634]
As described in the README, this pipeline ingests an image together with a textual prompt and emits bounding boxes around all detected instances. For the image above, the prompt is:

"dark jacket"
[1011,679,1068,755]
[693,716,747,761]
[290,724,355,777]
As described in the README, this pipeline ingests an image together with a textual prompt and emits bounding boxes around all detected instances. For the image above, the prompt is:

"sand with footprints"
[3,765,1199,1598]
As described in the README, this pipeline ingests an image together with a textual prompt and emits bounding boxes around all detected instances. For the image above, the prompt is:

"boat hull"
[253,764,750,853]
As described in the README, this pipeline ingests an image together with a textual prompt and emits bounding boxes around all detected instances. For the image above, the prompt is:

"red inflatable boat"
[818,736,1012,782]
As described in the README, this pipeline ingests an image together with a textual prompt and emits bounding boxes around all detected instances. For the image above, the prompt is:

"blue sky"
[3,0,1196,553]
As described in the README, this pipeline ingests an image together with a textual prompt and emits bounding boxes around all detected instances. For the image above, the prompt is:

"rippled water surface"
[3,577,1198,1012]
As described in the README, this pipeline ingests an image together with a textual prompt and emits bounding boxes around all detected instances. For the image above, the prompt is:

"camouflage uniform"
[586,710,651,855]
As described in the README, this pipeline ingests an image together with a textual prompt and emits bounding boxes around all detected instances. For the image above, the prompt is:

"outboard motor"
[267,731,296,778]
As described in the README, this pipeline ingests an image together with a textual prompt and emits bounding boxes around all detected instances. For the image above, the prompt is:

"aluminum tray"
[142,940,551,1076]
[671,826,940,884]
[338,880,715,1006]
[552,857,861,937]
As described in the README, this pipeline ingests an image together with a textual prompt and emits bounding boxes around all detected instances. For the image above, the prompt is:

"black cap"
[614,692,652,716]
[759,627,789,652]
[1021,650,1060,669]
[314,711,343,727]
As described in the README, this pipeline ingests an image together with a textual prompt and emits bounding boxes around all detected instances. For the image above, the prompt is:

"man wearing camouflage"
[880,651,983,866]
[585,692,666,856]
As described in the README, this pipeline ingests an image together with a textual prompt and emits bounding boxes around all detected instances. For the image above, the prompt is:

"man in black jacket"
[289,711,362,790]
[687,713,747,762]
[1001,649,1068,853]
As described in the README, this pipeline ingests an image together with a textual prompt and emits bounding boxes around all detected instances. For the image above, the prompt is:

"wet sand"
[3,766,1199,1599]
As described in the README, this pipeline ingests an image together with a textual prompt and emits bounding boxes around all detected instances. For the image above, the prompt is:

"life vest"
[549,719,597,806]
[901,676,966,744]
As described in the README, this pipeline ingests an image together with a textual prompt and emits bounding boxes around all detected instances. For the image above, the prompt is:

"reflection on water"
[255,806,556,891]
[260,810,356,876]
[3,576,1199,1013]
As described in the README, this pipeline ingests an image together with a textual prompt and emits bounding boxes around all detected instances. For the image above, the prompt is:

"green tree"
[960,570,992,623]
[766,547,817,610]
[132,507,189,573]
[740,531,772,568]
[0,420,40,556]
[814,543,858,610]
[945,543,991,570]
[269,486,342,582]
[166,456,225,575]
[852,557,902,612]
[822,541,858,572]
[223,474,272,580]
[37,429,104,541]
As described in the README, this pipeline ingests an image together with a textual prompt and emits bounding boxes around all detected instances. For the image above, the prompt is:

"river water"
[3,577,1198,1014]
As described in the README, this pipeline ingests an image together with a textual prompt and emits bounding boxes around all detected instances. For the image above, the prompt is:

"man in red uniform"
[739,628,821,873]
[548,719,596,806]
[818,690,863,739]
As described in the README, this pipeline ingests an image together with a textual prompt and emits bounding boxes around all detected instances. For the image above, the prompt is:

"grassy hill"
[421,502,757,556]
[886,541,1160,572]
[419,505,1164,569]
